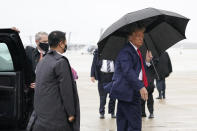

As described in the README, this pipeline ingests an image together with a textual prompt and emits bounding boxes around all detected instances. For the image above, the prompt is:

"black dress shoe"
[148,113,154,119]
[141,114,146,117]
[163,91,166,99]
[100,114,105,119]
[156,96,162,99]
[111,114,116,118]
[163,94,166,99]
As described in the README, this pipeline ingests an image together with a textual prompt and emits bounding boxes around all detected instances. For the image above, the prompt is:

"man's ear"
[59,41,65,48]
[35,40,40,45]
[36,39,40,43]
[59,41,63,46]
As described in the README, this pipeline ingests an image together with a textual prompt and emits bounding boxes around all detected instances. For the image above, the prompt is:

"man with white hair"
[25,32,49,131]
[26,31,49,88]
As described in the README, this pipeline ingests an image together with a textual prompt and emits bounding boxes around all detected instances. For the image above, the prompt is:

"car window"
[0,43,14,71]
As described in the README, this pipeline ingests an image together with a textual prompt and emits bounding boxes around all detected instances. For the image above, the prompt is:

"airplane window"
[0,43,14,71]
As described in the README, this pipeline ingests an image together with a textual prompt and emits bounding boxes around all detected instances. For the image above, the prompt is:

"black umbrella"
[97,7,190,60]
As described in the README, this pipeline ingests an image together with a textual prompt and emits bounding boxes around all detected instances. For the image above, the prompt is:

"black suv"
[0,29,32,130]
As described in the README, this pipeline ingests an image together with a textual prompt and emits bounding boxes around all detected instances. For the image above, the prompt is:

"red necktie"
[137,49,148,88]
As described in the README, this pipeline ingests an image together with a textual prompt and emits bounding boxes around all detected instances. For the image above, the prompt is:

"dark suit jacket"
[90,49,101,81]
[25,46,41,83]
[110,43,146,102]
[25,46,42,115]
[34,50,80,131]
[90,49,113,83]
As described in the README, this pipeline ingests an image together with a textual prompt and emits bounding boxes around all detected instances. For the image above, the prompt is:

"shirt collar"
[48,50,65,60]
[56,51,64,56]
[129,41,138,51]
[37,48,45,54]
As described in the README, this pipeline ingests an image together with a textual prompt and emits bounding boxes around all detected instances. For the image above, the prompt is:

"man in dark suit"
[110,24,152,131]
[33,31,80,131]
[25,32,49,126]
[90,49,116,119]
[141,61,156,118]
[155,51,172,99]
[25,32,49,86]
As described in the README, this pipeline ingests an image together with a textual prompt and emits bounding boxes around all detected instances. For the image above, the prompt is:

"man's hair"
[35,32,48,41]
[48,31,66,48]
[128,23,146,36]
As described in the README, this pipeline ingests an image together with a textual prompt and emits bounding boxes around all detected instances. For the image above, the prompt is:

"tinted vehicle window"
[0,43,14,71]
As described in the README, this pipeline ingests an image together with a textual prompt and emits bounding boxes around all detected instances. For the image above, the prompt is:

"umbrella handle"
[150,59,160,80]
[144,39,160,80]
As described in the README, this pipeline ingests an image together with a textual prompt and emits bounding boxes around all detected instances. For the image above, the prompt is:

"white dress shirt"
[38,48,45,55]
[129,42,150,81]
[100,60,114,73]
[57,51,63,56]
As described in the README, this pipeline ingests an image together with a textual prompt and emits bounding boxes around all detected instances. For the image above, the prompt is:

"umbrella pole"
[150,59,160,80]
[144,40,160,80]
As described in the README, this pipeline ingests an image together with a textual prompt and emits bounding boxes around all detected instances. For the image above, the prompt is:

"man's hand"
[11,27,20,33]
[30,83,35,88]
[146,50,153,63]
[140,87,148,101]
[68,116,75,122]
[91,77,96,83]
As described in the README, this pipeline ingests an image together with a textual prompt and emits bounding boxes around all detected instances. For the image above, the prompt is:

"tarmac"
[5,49,197,131]
[77,71,197,131]
[67,49,197,131]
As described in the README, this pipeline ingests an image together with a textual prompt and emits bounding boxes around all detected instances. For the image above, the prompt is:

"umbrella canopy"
[98,7,190,60]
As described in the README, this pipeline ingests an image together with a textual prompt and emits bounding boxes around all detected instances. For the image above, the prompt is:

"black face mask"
[63,44,67,53]
[39,42,49,52]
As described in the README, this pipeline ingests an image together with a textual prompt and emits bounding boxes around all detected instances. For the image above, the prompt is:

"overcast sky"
[0,0,196,45]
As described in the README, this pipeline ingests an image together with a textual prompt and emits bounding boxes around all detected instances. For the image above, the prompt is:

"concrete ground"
[77,71,197,131]
[6,49,197,131]
[67,49,197,131]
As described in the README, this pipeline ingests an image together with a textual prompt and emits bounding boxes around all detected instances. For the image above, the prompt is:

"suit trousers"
[141,85,154,115]
[117,99,141,131]
[98,81,116,115]
[156,79,166,92]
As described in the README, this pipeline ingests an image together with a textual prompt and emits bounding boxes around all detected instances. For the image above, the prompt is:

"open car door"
[0,29,32,129]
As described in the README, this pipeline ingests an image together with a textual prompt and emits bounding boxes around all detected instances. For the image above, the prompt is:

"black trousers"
[156,78,166,97]
[141,85,154,114]
[117,99,141,131]
[98,81,116,115]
